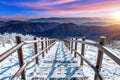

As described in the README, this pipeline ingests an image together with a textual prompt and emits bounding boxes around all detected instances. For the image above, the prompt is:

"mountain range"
[0,20,120,40]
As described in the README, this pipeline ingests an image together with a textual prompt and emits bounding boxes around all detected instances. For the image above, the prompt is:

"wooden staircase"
[32,42,88,80]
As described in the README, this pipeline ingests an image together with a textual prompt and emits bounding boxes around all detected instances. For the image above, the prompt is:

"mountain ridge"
[0,21,120,40]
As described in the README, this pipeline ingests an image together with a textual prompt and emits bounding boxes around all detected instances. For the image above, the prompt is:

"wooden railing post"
[64,40,68,49]
[67,40,69,50]
[74,38,78,57]
[45,38,48,53]
[16,36,26,80]
[94,36,106,80]
[69,40,70,50]
[41,38,44,58]
[67,41,69,50]
[71,38,73,54]
[80,37,85,66]
[66,41,69,49]
[34,37,39,64]
[48,40,50,50]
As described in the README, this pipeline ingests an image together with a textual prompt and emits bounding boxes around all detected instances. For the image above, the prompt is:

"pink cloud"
[48,0,120,14]
[16,0,120,14]
[52,0,76,4]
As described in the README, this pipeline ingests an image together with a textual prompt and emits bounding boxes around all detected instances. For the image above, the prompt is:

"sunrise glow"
[112,11,120,22]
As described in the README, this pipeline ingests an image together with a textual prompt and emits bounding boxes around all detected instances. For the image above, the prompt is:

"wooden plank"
[34,37,39,64]
[94,36,106,80]
[16,36,26,80]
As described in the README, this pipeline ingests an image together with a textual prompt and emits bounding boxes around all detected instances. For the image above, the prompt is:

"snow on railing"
[63,36,120,80]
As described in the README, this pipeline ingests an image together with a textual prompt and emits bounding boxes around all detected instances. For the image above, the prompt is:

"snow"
[0,34,120,80]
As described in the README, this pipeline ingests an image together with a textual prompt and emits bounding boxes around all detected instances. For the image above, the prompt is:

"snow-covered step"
[43,60,78,63]
[32,67,87,79]
[39,63,80,67]
[43,58,77,62]
[32,77,88,80]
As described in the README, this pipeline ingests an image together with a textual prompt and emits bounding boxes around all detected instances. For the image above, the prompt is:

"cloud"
[48,0,120,14]
[18,1,120,13]
[0,15,44,20]
[0,0,76,8]
[52,0,76,4]
[0,0,120,16]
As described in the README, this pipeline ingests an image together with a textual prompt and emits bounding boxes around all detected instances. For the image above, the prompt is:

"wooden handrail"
[0,42,24,62]
[64,37,120,80]
[64,39,120,65]
[24,39,56,44]
[64,42,104,80]
[64,39,97,46]
[96,44,120,65]
[0,39,56,62]
[12,41,56,80]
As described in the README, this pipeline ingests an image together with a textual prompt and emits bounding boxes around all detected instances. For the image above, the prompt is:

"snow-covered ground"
[0,34,120,80]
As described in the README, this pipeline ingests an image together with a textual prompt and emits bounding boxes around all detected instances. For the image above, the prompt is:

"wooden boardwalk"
[32,42,87,80]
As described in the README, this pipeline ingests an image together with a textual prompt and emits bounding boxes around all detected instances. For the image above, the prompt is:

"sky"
[0,0,120,19]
